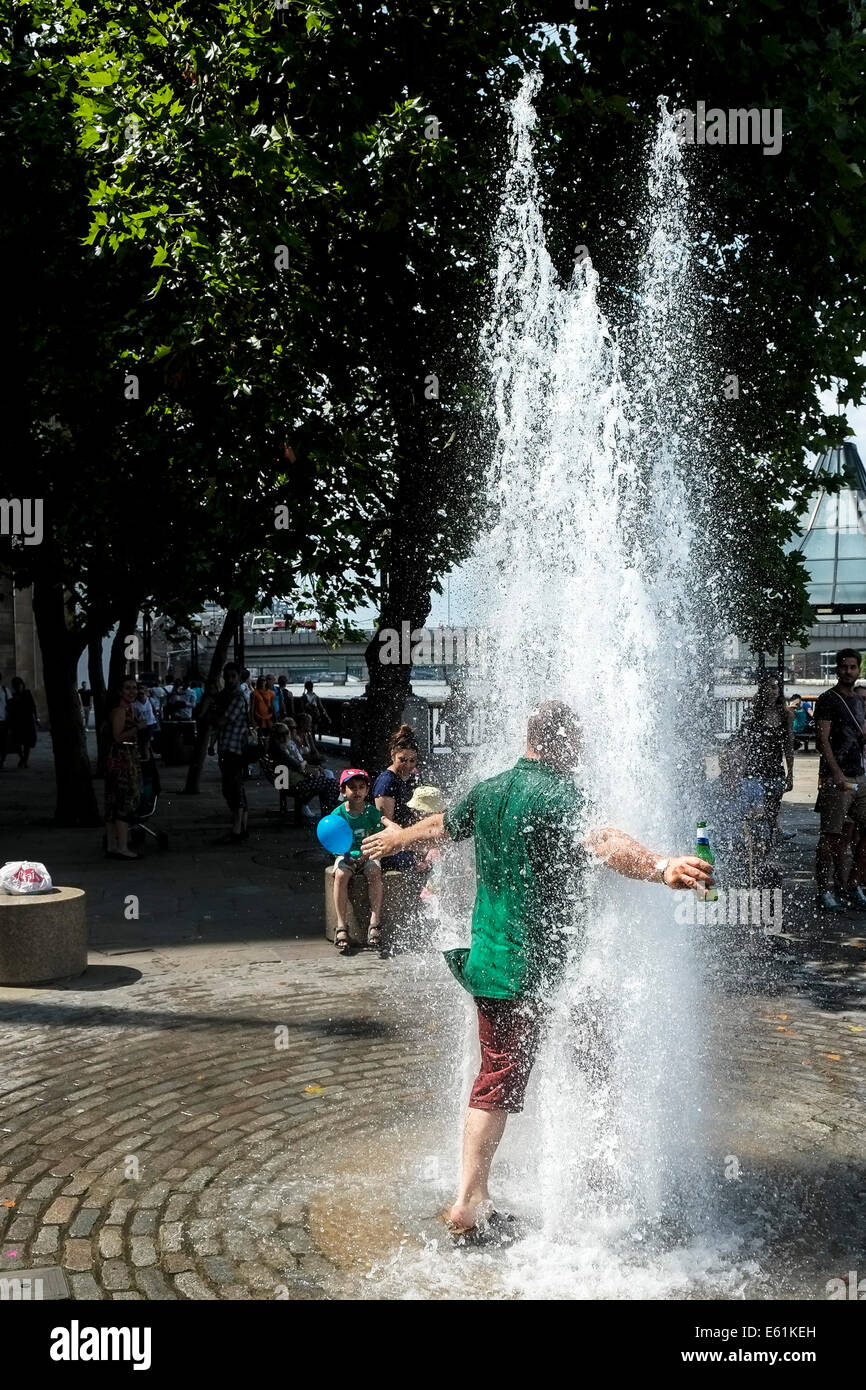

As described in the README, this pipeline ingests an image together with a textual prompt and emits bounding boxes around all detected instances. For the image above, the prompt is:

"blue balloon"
[316,813,353,855]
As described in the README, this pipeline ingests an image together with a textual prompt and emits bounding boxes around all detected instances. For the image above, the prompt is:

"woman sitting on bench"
[269,721,338,823]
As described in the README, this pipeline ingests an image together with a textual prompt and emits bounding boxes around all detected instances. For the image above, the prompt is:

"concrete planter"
[0,887,87,985]
[323,865,414,950]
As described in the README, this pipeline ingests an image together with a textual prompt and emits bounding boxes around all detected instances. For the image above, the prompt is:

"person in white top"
[134,684,157,754]
[149,683,167,724]
[134,685,156,725]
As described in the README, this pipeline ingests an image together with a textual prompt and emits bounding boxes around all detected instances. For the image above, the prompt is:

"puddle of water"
[219,1112,861,1301]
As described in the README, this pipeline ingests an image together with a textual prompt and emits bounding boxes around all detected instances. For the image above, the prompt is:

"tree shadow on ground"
[706,1156,866,1298]
[0,998,396,1038]
[698,925,866,1014]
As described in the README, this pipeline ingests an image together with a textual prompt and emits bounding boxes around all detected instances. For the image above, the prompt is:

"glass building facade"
[790,443,866,611]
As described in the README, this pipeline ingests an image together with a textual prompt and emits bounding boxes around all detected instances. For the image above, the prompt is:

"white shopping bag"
[0,861,53,894]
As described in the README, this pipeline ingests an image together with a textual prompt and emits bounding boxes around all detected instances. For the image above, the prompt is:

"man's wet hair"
[836,648,861,667]
[526,700,580,763]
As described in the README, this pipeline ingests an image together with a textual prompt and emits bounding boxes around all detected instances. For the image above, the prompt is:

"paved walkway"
[0,741,864,1299]
[0,739,452,1300]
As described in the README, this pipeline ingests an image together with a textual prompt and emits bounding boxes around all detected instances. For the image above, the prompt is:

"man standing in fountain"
[363,700,714,1239]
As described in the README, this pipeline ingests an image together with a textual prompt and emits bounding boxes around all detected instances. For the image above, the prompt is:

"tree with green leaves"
[1,1,380,821]
[5,0,865,816]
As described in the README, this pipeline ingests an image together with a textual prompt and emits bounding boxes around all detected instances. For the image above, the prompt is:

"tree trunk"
[356,555,431,775]
[183,606,242,794]
[107,600,140,697]
[88,633,108,775]
[32,582,101,827]
[88,634,106,731]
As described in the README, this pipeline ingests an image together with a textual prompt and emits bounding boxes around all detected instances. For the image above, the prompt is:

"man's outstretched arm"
[362,813,448,860]
[585,825,714,891]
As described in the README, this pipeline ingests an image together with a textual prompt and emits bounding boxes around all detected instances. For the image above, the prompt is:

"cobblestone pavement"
[0,745,864,1299]
[0,943,447,1301]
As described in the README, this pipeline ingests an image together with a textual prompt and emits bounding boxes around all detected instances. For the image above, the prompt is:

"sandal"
[367,924,382,950]
[335,927,351,954]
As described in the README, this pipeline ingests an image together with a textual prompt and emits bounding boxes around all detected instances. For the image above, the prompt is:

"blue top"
[372,769,415,823]
[373,769,417,870]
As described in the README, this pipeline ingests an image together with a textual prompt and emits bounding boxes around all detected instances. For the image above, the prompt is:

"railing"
[317,697,489,752]
[324,694,767,750]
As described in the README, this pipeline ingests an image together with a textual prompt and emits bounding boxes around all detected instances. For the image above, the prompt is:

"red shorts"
[469,997,545,1114]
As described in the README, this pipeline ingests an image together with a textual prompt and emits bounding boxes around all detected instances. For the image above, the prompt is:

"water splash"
[335,76,757,1299]
[451,74,716,1272]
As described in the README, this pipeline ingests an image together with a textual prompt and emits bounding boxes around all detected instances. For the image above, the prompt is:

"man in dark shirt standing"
[814,648,866,911]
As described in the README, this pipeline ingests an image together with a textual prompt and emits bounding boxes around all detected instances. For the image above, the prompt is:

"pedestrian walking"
[814,649,866,911]
[78,682,92,729]
[251,675,275,731]
[7,677,38,768]
[736,673,794,839]
[275,676,294,722]
[103,676,145,860]
[300,680,331,742]
[213,663,252,844]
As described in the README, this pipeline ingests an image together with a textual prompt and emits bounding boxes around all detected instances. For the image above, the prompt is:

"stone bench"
[0,887,87,986]
[323,864,420,950]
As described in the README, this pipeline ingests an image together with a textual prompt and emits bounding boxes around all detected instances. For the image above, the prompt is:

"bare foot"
[447,1196,493,1231]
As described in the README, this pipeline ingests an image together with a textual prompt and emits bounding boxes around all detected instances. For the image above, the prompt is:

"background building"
[0,583,46,722]
[784,442,866,682]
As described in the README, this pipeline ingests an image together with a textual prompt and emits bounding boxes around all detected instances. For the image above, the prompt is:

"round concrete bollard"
[324,864,366,945]
[0,887,87,986]
[324,865,403,947]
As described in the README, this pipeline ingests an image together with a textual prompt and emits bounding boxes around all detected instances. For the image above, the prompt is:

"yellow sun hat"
[406,785,446,815]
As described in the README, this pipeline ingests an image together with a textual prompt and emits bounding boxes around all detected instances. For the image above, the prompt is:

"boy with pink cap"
[332,769,385,954]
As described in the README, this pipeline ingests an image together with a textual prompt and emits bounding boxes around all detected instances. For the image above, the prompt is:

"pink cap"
[340,767,371,789]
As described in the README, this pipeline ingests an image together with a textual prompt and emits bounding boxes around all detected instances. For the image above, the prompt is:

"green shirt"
[442,758,589,1001]
[334,801,384,855]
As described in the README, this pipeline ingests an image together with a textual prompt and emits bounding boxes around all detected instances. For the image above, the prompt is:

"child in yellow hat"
[406,786,446,912]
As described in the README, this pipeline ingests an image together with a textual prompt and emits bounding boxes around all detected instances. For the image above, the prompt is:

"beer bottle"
[695,821,718,902]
